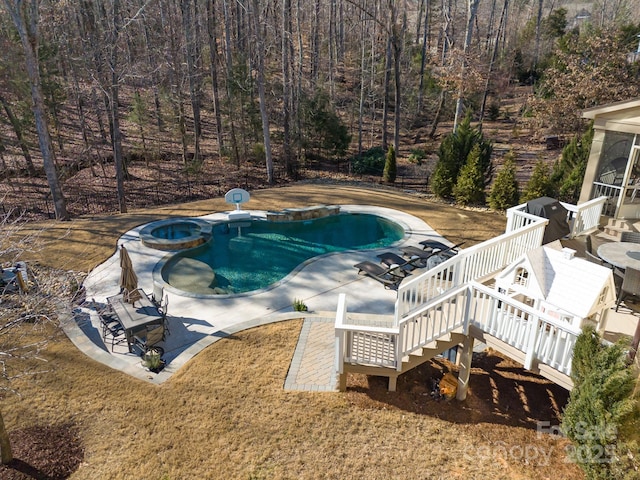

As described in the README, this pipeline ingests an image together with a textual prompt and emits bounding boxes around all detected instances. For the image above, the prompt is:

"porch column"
[456,335,474,401]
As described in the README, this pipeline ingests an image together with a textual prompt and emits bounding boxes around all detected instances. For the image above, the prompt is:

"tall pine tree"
[432,111,492,199]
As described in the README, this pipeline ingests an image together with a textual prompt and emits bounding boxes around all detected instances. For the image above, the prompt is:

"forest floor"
[0,85,563,221]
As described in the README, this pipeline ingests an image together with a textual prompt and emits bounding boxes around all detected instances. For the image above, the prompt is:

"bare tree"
[0,212,78,463]
[2,0,68,220]
[181,0,203,163]
[207,0,224,155]
[250,0,274,184]
[0,94,36,177]
[453,0,480,132]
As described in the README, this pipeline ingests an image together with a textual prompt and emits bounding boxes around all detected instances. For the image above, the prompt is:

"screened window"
[596,131,634,185]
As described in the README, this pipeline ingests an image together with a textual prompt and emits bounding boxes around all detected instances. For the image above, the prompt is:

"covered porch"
[581,98,640,220]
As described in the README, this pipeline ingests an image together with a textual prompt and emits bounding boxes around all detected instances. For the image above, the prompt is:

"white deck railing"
[505,196,607,238]
[560,196,607,238]
[335,199,602,386]
[467,283,580,375]
[395,218,547,319]
[335,282,581,377]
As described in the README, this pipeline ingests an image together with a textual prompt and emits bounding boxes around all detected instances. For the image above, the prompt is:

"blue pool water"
[161,213,404,295]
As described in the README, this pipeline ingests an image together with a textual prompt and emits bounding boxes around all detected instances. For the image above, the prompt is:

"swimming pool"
[159,213,404,295]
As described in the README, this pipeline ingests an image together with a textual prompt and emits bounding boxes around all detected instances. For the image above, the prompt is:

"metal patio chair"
[621,231,640,244]
[616,267,640,311]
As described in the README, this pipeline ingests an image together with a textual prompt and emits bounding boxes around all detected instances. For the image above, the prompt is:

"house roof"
[582,98,640,134]
[497,245,616,318]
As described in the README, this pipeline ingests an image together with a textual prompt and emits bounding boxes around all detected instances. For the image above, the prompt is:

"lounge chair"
[354,261,406,289]
[418,239,450,251]
[418,240,465,254]
[402,242,465,262]
[376,251,422,272]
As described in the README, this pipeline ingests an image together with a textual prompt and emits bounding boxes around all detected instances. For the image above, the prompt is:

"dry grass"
[2,184,585,479]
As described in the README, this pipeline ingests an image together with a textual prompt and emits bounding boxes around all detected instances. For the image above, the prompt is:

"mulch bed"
[0,423,83,480]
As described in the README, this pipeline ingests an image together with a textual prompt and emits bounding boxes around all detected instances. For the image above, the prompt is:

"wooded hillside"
[1,0,639,219]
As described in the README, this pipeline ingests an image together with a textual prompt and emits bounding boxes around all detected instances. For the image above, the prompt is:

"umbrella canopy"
[119,246,140,303]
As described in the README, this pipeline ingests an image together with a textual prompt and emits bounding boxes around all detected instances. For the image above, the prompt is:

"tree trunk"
[139,0,164,133]
[479,0,508,123]
[294,0,305,163]
[207,0,224,155]
[4,0,68,220]
[533,0,543,72]
[181,0,202,163]
[453,0,480,132]
[0,408,12,464]
[109,0,127,214]
[311,0,320,85]
[415,0,430,118]
[250,0,274,184]
[382,35,392,152]
[0,94,36,176]
[357,4,367,157]
[282,0,293,175]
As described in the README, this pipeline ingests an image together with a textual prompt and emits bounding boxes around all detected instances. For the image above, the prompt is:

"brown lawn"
[1,184,584,479]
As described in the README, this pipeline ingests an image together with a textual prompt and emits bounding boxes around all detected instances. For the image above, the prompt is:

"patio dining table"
[597,241,640,270]
[107,290,163,353]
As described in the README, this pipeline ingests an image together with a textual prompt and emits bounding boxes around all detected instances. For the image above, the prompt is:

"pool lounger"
[376,251,422,272]
[354,261,406,289]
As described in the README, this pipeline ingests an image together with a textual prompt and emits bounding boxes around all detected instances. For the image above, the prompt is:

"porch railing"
[467,283,580,376]
[560,196,607,238]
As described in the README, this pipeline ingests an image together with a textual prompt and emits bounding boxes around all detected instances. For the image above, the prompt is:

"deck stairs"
[601,218,640,240]
[335,197,608,393]
[338,317,467,391]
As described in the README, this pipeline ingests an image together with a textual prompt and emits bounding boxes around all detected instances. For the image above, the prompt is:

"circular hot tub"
[140,218,212,251]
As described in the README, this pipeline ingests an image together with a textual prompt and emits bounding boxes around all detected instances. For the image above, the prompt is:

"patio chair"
[418,239,450,252]
[616,266,640,311]
[133,324,166,357]
[158,294,170,336]
[584,250,605,266]
[123,287,144,305]
[354,261,406,289]
[96,310,126,352]
[621,231,640,244]
[585,234,593,254]
[151,283,164,307]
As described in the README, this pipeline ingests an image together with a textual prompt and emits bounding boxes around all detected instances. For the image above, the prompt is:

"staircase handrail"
[396,285,469,368]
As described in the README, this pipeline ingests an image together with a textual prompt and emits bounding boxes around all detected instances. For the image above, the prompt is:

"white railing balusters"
[396,219,547,319]
[337,197,602,387]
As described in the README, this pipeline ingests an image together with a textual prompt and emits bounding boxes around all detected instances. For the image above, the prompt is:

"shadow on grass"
[346,350,570,430]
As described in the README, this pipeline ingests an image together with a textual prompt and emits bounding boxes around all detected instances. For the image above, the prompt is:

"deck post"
[456,335,474,401]
[338,373,347,392]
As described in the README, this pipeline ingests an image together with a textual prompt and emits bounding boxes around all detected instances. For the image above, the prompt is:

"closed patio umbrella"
[119,245,141,304]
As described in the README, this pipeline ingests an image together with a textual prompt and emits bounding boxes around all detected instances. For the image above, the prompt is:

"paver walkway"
[285,317,338,392]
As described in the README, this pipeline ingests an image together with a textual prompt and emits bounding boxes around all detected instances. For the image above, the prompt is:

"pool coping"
[139,217,212,250]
